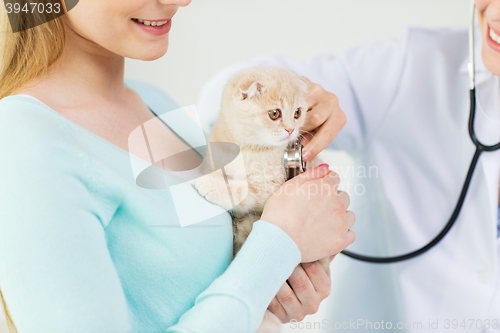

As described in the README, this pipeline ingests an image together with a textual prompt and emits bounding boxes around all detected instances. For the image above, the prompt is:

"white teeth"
[134,19,168,27]
[490,28,500,44]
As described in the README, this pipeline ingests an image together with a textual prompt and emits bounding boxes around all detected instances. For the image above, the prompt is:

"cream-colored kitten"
[194,67,326,333]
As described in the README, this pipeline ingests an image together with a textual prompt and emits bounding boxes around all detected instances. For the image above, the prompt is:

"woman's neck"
[20,24,130,109]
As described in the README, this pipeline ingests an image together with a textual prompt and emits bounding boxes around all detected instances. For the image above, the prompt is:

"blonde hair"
[0,0,66,99]
[0,1,66,331]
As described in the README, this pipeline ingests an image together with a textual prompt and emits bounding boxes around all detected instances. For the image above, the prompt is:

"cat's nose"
[285,128,294,135]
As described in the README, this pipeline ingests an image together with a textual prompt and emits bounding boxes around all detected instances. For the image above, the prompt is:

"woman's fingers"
[276,265,317,321]
[275,278,303,321]
[289,166,330,188]
[346,210,356,229]
[267,296,287,323]
[268,260,333,323]
[344,229,357,249]
[301,261,331,300]
[336,190,350,209]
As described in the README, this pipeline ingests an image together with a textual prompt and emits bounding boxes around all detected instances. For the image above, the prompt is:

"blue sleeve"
[0,100,302,333]
[197,29,410,150]
[166,220,301,333]
[0,101,132,333]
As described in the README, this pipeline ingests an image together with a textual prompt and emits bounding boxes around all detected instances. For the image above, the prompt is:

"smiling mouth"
[132,18,169,27]
[490,27,500,45]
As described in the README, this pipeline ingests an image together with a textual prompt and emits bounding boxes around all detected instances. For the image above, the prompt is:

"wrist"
[258,215,302,258]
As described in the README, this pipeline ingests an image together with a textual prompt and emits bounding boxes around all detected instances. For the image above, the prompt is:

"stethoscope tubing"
[341,91,483,263]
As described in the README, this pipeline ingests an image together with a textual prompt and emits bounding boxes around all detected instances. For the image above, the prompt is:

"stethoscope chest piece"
[283,139,306,181]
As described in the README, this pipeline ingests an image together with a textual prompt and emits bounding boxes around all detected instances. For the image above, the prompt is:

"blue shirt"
[0,79,301,333]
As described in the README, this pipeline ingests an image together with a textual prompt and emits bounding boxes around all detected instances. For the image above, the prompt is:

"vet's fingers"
[301,77,323,109]
[301,79,335,133]
[303,102,332,133]
[303,112,345,162]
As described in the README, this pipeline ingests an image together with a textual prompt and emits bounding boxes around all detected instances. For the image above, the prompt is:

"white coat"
[197,27,500,333]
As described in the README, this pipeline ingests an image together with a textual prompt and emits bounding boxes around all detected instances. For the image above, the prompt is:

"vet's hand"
[268,256,336,322]
[300,77,346,162]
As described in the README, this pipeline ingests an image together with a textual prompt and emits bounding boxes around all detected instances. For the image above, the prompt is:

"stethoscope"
[283,1,500,263]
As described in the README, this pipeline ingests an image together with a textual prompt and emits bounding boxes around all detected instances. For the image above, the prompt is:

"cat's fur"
[194,67,325,333]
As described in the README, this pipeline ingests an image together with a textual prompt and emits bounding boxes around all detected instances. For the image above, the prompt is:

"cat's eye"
[294,108,302,119]
[269,109,281,120]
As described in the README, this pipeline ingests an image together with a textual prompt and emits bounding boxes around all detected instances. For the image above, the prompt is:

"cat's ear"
[298,78,309,94]
[239,81,266,100]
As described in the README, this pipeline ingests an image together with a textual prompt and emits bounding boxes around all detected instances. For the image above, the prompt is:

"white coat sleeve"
[197,28,410,150]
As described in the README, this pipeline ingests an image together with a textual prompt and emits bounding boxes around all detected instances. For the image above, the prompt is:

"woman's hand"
[300,77,346,162]
[261,166,356,263]
[268,256,336,322]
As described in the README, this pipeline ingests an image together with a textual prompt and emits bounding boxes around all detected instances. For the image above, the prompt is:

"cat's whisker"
[299,130,315,138]
[298,130,316,144]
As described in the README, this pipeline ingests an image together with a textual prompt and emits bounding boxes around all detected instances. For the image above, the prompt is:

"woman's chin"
[481,49,500,77]
[125,41,169,61]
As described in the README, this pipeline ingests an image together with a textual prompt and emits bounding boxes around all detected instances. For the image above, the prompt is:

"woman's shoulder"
[0,95,77,158]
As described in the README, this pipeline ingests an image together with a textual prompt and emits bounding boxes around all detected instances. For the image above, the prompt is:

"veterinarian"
[0,0,356,332]
[198,0,500,332]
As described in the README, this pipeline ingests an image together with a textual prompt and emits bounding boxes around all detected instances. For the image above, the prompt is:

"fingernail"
[302,150,311,161]
[318,163,329,170]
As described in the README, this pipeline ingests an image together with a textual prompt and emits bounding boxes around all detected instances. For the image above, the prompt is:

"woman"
[199,0,500,331]
[0,0,356,332]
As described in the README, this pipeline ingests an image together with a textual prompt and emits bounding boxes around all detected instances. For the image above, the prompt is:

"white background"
[125,1,470,332]
[125,0,469,108]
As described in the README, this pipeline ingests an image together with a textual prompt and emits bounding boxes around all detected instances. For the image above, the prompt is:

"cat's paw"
[193,171,245,210]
